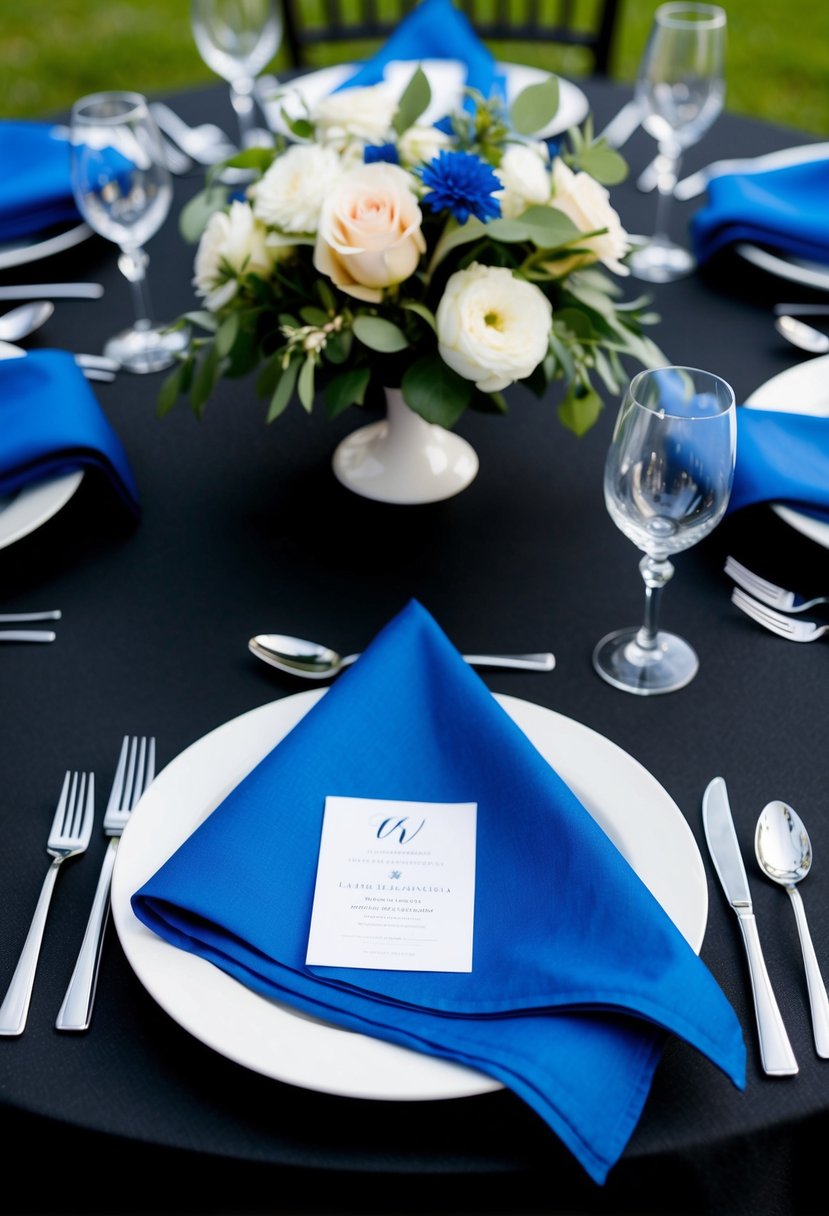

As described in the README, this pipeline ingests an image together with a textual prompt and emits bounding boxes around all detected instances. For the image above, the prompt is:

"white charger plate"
[111,689,707,1103]
[266,60,588,141]
[0,220,91,272]
[735,243,829,293]
[744,352,829,548]
[0,472,83,551]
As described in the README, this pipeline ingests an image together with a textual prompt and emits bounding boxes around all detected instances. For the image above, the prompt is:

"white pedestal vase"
[331,386,479,504]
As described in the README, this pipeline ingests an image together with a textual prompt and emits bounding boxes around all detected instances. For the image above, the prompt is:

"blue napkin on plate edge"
[0,350,140,518]
[131,599,745,1184]
[0,121,80,243]
[728,404,829,519]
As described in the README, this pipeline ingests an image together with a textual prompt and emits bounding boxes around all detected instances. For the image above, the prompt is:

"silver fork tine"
[725,555,829,613]
[0,771,95,1036]
[56,736,156,1032]
[731,588,829,641]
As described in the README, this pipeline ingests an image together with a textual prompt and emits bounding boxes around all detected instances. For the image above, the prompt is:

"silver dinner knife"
[597,99,641,149]
[702,776,798,1076]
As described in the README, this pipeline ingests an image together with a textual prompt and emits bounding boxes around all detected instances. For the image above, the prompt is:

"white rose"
[250,144,344,234]
[192,200,275,311]
[548,159,631,276]
[312,85,398,149]
[397,123,452,169]
[436,263,552,393]
[313,162,426,304]
[495,143,552,219]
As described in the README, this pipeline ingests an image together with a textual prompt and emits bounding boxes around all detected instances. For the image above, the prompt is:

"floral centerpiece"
[160,68,663,449]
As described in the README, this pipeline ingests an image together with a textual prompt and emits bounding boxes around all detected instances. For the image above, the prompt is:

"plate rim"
[735,241,829,293]
[0,219,92,271]
[111,688,707,1103]
[0,470,84,551]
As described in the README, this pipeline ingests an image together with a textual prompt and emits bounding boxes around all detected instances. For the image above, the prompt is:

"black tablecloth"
[1,77,828,1216]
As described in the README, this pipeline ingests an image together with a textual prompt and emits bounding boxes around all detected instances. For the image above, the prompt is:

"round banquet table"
[1,74,828,1216]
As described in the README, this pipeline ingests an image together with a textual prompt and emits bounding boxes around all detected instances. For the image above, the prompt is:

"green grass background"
[0,1,826,135]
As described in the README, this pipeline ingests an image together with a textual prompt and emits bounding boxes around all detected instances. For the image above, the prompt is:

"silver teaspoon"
[755,800,829,1057]
[249,633,555,678]
[0,301,54,343]
[774,314,829,355]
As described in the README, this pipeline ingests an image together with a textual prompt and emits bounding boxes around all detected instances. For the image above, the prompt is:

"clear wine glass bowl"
[70,91,188,374]
[593,365,736,695]
[629,2,727,283]
[191,0,281,149]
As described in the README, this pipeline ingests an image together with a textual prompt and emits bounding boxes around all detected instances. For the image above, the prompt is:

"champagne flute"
[190,0,282,150]
[593,366,736,696]
[629,3,727,282]
[69,91,188,374]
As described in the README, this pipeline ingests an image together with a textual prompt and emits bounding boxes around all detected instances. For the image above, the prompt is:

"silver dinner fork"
[56,735,156,1032]
[731,587,829,642]
[0,770,95,1036]
[725,555,829,613]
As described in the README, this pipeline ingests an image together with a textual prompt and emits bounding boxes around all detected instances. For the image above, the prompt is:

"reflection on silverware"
[702,776,798,1076]
[725,555,829,613]
[755,799,829,1058]
[249,633,556,678]
[0,610,61,623]
[0,770,95,1036]
[0,301,54,343]
[0,340,118,382]
[149,102,236,164]
[774,313,829,354]
[0,283,104,301]
[0,630,56,642]
[731,588,829,642]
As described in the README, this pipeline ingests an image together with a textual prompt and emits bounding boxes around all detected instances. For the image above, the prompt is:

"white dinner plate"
[0,220,92,271]
[0,472,83,551]
[266,60,588,141]
[111,689,707,1103]
[744,352,829,548]
[735,242,829,293]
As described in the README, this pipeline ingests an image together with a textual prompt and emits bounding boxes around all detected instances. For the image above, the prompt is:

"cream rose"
[192,200,275,311]
[250,143,343,234]
[311,85,398,149]
[436,263,552,393]
[313,162,426,303]
[397,123,452,169]
[495,143,552,219]
[548,159,631,276]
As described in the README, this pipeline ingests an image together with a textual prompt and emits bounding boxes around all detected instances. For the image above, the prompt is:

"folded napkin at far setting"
[728,404,829,519]
[0,121,80,244]
[335,0,505,107]
[691,157,829,267]
[132,599,745,1185]
[0,350,140,518]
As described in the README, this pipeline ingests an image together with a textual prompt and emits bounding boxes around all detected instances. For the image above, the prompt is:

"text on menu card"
[305,796,477,972]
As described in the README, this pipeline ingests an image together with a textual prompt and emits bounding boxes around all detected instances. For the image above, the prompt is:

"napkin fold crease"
[0,350,140,517]
[728,405,829,518]
[132,599,745,1184]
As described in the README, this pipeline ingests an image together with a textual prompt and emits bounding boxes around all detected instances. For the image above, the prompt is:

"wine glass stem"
[118,246,154,332]
[230,75,257,147]
[636,554,675,650]
[652,144,683,244]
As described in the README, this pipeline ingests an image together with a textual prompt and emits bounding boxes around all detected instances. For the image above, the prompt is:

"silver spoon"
[0,301,54,343]
[755,800,829,1057]
[249,633,556,678]
[774,313,829,355]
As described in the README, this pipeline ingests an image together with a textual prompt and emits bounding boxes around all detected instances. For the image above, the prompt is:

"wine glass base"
[592,628,699,696]
[628,238,696,283]
[104,324,190,375]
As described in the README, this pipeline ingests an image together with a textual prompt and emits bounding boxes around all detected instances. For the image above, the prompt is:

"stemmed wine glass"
[593,366,736,696]
[69,91,188,374]
[190,0,282,150]
[629,3,727,282]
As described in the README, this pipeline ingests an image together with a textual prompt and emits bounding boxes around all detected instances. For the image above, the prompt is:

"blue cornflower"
[364,143,399,166]
[419,150,502,225]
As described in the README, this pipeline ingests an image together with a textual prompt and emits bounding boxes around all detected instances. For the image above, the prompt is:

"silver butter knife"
[0,284,104,301]
[702,776,798,1076]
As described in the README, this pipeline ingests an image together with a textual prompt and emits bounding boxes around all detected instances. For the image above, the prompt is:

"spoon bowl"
[774,314,829,355]
[755,799,829,1056]
[0,301,55,343]
[249,633,556,679]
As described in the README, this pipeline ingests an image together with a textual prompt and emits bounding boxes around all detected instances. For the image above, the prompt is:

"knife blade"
[0,284,104,301]
[702,776,798,1076]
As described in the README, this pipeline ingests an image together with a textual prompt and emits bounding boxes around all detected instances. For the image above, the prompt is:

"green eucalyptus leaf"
[300,306,329,326]
[324,367,371,419]
[224,146,276,173]
[513,205,581,249]
[572,143,629,185]
[182,310,219,332]
[509,77,560,135]
[256,351,286,398]
[297,354,316,411]
[324,327,352,364]
[266,357,300,422]
[352,315,409,353]
[282,112,314,140]
[179,186,228,243]
[392,64,432,135]
[157,361,185,417]
[215,312,240,358]
[190,343,220,418]
[401,353,472,427]
[558,384,603,436]
[401,300,437,333]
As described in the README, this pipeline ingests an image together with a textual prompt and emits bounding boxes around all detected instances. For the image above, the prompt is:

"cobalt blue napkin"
[132,599,745,1184]
[0,121,80,243]
[691,158,829,266]
[337,0,504,104]
[728,405,829,518]
[0,350,140,517]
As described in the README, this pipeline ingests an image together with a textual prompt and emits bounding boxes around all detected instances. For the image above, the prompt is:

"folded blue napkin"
[337,0,504,105]
[132,599,745,1184]
[728,404,829,518]
[0,121,80,243]
[0,350,140,517]
[691,157,829,266]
